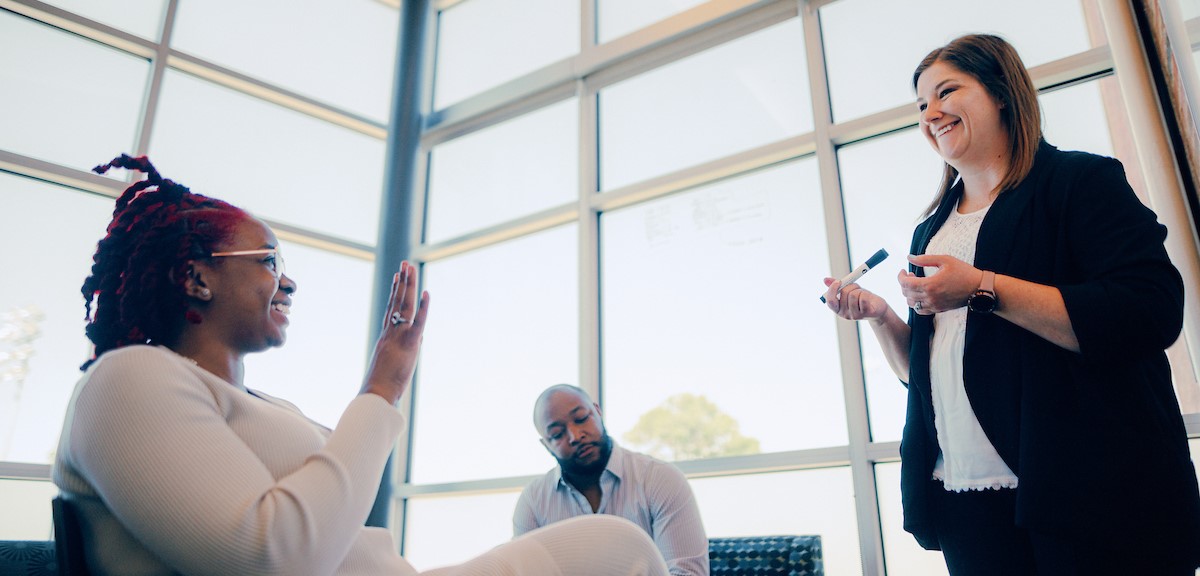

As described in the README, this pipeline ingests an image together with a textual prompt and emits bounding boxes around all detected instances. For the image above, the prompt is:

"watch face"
[969,291,997,314]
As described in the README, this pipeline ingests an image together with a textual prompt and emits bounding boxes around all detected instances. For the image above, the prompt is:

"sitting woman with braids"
[52,154,670,576]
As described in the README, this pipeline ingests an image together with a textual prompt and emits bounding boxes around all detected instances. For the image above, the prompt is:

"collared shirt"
[514,442,709,576]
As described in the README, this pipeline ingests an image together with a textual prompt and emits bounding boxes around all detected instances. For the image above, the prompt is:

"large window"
[5,1,1199,574]
[433,0,579,109]
[692,469,862,575]
[598,17,812,190]
[0,175,112,465]
[171,0,398,121]
[597,0,709,43]
[0,0,394,538]
[410,224,579,484]
[820,0,1095,122]
[402,491,521,570]
[150,70,387,245]
[401,2,1200,576]
[425,98,578,243]
[0,10,147,172]
[601,159,846,454]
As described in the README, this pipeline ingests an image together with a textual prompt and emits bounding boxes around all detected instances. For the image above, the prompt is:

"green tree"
[623,393,760,461]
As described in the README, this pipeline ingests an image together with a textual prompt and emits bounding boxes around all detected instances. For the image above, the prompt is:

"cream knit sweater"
[53,346,672,576]
[53,345,417,576]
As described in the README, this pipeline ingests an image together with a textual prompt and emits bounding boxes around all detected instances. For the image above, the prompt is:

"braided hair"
[80,154,249,369]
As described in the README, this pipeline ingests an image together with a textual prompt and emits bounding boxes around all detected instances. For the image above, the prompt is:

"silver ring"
[390,312,407,325]
[914,301,923,311]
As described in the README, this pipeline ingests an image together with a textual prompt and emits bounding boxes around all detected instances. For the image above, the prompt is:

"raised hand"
[361,261,430,405]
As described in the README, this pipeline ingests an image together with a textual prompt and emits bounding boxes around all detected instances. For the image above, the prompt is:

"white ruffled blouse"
[923,201,1019,492]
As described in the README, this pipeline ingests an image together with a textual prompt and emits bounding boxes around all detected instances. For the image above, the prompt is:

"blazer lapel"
[974,141,1055,273]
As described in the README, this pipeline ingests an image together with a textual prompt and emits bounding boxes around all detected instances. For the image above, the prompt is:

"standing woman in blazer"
[822,34,1200,575]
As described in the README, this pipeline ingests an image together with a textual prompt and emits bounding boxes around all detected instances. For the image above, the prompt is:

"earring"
[200,288,211,298]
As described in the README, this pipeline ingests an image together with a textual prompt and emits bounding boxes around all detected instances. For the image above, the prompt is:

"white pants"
[420,515,669,576]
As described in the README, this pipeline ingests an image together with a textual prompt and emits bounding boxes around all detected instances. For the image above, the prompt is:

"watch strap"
[979,270,996,295]
[968,270,998,314]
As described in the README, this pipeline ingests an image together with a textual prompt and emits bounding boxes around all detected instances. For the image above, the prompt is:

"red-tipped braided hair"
[80,154,249,369]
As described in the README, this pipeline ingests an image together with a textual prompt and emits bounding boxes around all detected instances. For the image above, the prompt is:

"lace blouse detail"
[923,202,1019,492]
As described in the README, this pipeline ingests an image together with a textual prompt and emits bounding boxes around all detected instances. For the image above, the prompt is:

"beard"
[556,432,613,478]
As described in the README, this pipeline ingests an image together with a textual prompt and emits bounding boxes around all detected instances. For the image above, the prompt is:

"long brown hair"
[912,34,1042,217]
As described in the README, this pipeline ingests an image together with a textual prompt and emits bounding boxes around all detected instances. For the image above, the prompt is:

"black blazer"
[899,141,1200,558]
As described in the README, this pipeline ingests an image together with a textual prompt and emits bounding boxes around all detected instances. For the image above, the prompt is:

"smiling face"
[193,218,297,353]
[536,388,612,477]
[915,60,1009,171]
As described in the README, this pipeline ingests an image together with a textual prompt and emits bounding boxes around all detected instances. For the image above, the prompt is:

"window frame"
[398,1,1200,574]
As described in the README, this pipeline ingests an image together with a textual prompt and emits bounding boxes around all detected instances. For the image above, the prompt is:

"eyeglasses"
[208,248,286,278]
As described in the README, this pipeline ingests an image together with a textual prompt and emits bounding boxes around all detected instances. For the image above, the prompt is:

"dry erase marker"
[820,248,889,303]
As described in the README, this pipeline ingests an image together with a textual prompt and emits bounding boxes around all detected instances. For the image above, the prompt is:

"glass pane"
[692,469,862,576]
[435,0,579,109]
[150,69,385,246]
[602,159,848,455]
[411,225,579,484]
[0,12,147,176]
[837,128,944,443]
[172,0,398,121]
[1191,438,1199,482]
[1172,0,1200,183]
[403,491,521,571]
[0,174,113,464]
[0,479,57,539]
[875,462,951,576]
[1041,79,1115,158]
[1182,0,1200,19]
[243,245,374,428]
[820,0,1093,122]
[600,17,811,191]
[426,99,578,243]
[597,0,708,43]
[40,0,165,39]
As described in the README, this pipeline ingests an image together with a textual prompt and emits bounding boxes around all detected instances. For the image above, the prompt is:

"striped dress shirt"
[514,442,709,576]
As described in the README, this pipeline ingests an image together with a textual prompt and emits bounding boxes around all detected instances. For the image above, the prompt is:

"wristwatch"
[967,270,998,314]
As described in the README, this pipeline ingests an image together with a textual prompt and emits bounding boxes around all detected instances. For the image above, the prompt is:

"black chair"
[0,540,57,576]
[708,535,823,576]
[51,496,89,576]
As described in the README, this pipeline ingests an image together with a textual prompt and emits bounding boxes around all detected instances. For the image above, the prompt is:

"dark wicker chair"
[709,535,824,576]
[0,540,57,576]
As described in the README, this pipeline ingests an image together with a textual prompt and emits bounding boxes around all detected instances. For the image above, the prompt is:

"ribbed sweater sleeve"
[66,346,404,576]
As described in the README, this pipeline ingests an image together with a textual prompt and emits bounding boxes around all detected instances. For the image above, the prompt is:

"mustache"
[572,442,601,458]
